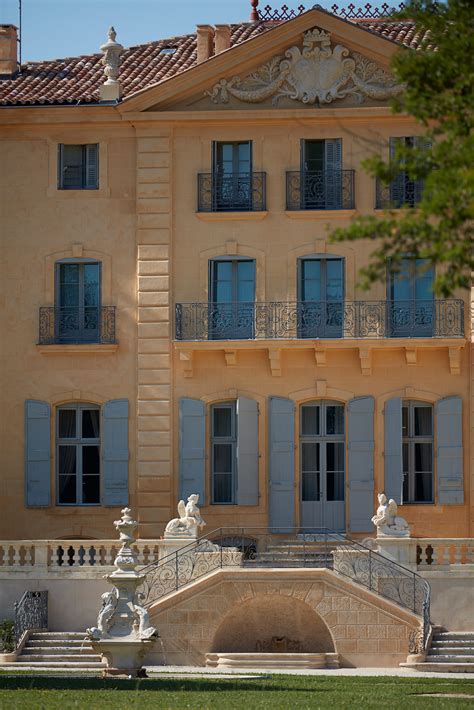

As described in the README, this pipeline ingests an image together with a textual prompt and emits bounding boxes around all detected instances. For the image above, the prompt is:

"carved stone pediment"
[206,28,403,107]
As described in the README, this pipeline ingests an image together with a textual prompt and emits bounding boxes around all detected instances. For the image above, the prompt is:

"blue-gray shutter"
[236,397,259,506]
[384,397,403,503]
[389,137,405,207]
[179,398,206,504]
[436,396,464,504]
[325,138,342,209]
[102,399,129,506]
[85,144,99,189]
[25,400,51,507]
[269,397,295,531]
[347,396,375,532]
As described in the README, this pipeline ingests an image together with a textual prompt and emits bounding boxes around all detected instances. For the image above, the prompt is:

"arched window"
[300,400,345,531]
[402,401,433,503]
[55,259,101,343]
[57,403,101,505]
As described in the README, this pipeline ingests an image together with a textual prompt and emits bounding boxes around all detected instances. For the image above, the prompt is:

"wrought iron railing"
[38,306,116,344]
[255,3,406,21]
[14,590,48,646]
[139,526,431,652]
[376,175,424,209]
[286,170,355,210]
[175,299,464,340]
[197,172,266,212]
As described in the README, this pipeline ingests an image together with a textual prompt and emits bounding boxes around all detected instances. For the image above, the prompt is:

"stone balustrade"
[416,539,474,568]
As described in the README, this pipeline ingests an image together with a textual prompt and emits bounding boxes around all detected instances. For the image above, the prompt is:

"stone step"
[18,654,102,663]
[433,632,474,640]
[429,648,474,656]
[401,662,474,673]
[22,647,95,655]
[25,640,92,648]
[29,632,86,640]
[426,655,474,663]
[14,661,105,668]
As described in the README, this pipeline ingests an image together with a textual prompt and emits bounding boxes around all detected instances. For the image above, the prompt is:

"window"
[402,401,433,503]
[55,261,101,343]
[57,403,101,505]
[388,257,434,337]
[209,258,256,339]
[298,257,344,338]
[386,136,428,208]
[301,139,343,209]
[211,402,236,504]
[212,141,252,210]
[58,144,99,190]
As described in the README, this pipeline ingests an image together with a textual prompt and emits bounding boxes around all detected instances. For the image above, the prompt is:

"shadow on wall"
[210,594,334,653]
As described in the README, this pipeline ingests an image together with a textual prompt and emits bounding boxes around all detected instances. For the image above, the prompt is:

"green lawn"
[0,674,473,709]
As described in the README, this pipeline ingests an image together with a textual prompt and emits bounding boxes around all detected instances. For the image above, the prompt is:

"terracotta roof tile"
[0,19,423,106]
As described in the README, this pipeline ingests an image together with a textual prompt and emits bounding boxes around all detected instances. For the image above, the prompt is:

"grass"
[0,675,473,709]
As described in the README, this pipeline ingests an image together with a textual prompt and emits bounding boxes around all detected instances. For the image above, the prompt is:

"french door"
[212,141,252,211]
[298,257,344,338]
[300,401,346,531]
[388,258,434,337]
[209,259,256,339]
[301,139,342,209]
[56,262,100,343]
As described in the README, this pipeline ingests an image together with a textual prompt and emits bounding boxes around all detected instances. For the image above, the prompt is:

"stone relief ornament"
[164,494,206,539]
[206,28,403,106]
[371,493,411,538]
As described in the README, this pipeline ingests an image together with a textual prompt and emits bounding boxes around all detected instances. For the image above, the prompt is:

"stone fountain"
[86,507,158,677]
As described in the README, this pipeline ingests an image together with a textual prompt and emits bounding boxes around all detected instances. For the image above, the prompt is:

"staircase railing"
[139,527,430,651]
[14,590,48,646]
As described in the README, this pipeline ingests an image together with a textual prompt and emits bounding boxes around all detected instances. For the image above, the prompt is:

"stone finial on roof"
[250,0,259,21]
[100,26,123,101]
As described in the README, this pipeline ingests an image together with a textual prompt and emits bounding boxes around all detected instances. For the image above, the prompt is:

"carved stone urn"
[86,508,158,677]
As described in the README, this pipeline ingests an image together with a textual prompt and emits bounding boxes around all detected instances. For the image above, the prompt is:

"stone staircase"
[15,631,104,669]
[403,630,474,673]
[243,535,338,568]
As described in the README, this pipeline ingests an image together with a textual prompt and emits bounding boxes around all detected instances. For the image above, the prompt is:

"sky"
[0,0,372,62]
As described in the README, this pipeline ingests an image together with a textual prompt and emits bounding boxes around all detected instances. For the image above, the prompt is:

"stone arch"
[199,244,266,302]
[210,594,335,654]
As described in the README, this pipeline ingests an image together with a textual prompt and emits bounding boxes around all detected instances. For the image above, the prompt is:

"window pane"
[215,281,232,303]
[402,406,409,437]
[84,264,100,306]
[60,264,79,284]
[82,445,100,474]
[215,261,232,280]
[82,409,100,438]
[327,471,344,501]
[213,473,233,503]
[82,475,100,504]
[58,475,76,504]
[414,443,432,472]
[402,442,409,503]
[301,442,319,472]
[326,405,344,435]
[326,260,343,301]
[237,261,255,281]
[302,472,320,501]
[213,443,233,472]
[326,442,344,473]
[58,410,76,439]
[58,445,76,474]
[414,406,432,436]
[62,145,84,188]
[301,406,319,436]
[414,472,432,502]
[213,408,232,438]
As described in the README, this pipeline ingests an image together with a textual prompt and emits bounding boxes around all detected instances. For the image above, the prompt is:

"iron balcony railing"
[38,306,116,345]
[138,526,431,653]
[286,170,355,210]
[376,174,424,209]
[175,299,464,341]
[197,172,266,212]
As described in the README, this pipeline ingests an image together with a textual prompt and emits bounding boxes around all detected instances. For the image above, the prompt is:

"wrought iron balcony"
[286,170,355,210]
[197,172,266,212]
[376,174,424,209]
[175,300,464,341]
[38,306,116,345]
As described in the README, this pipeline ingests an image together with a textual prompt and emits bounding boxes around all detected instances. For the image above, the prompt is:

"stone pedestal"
[375,537,417,571]
[158,536,196,561]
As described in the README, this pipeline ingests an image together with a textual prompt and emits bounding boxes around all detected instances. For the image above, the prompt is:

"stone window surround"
[43,246,112,305]
[46,139,109,198]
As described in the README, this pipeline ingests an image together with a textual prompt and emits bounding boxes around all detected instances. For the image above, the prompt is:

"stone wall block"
[138,400,170,416]
[138,323,170,339]
[138,260,169,276]
[138,384,171,400]
[137,182,170,199]
[138,430,170,446]
[137,213,171,230]
[137,137,170,153]
[138,353,170,368]
[137,198,170,214]
[138,291,170,306]
[138,245,169,260]
[137,153,170,169]
[138,369,170,385]
[137,476,171,493]
[138,276,169,292]
[137,461,170,476]
[138,339,170,354]
[137,228,170,245]
[137,167,170,184]
[138,445,171,461]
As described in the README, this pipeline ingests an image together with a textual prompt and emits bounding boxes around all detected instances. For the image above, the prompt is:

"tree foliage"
[330,0,474,296]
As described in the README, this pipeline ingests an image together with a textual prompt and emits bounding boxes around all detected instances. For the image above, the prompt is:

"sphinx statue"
[164,494,206,539]
[371,493,410,538]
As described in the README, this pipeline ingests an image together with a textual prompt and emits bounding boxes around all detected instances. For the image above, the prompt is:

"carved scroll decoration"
[206,29,403,106]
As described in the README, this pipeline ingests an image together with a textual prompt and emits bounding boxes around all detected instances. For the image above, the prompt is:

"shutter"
[236,397,259,506]
[102,399,129,506]
[384,397,403,503]
[25,400,51,507]
[347,396,374,532]
[179,398,206,504]
[389,137,405,207]
[436,396,464,504]
[57,144,63,189]
[269,397,295,531]
[413,136,431,203]
[325,138,342,209]
[85,144,99,189]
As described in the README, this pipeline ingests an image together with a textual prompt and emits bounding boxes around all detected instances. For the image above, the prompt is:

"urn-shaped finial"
[100,25,124,100]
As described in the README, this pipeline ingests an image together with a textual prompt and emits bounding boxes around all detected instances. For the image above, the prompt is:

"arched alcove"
[211,594,334,653]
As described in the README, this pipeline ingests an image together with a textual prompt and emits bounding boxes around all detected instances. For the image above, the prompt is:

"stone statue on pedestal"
[371,493,410,538]
[164,494,206,538]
